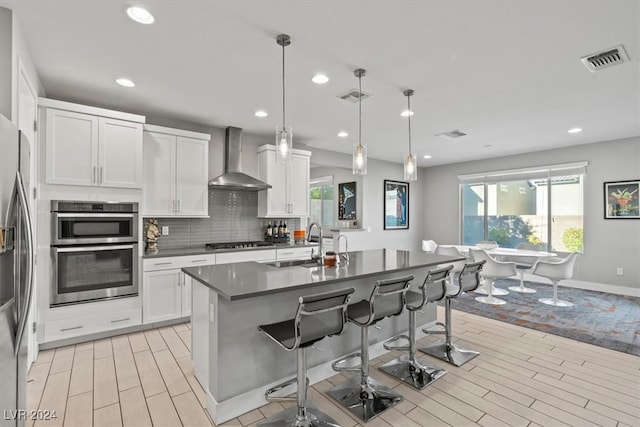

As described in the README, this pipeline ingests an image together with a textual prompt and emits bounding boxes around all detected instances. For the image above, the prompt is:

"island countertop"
[182,248,464,301]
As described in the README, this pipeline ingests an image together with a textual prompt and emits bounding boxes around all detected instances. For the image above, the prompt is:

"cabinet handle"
[177,200,181,212]
[99,167,103,184]
[191,259,208,263]
[280,251,294,255]
[92,166,97,184]
[60,325,83,332]
[154,262,172,266]
[110,317,131,324]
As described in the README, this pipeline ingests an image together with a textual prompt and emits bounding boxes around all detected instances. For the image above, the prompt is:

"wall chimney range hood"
[208,127,272,191]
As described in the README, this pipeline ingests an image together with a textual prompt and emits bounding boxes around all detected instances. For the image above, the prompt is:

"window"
[310,176,333,227]
[460,162,586,252]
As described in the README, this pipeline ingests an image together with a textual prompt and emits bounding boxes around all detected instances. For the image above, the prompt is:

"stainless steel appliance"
[1,114,35,427]
[50,201,139,306]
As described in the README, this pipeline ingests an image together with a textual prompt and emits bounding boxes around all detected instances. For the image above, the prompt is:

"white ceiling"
[3,0,639,167]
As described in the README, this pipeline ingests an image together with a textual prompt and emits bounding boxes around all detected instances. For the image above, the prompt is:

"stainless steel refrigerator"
[0,114,35,427]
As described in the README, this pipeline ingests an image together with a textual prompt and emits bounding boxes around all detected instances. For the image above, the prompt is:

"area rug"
[448,278,640,356]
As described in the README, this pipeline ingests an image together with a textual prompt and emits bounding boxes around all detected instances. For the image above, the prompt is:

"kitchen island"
[183,248,464,424]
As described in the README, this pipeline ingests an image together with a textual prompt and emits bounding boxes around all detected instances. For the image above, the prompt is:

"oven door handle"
[53,213,136,218]
[53,244,137,253]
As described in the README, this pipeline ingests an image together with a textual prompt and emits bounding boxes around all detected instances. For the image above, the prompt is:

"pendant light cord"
[282,42,286,129]
[358,73,362,148]
[407,93,412,154]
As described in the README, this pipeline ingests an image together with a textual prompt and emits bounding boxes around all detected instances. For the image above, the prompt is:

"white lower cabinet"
[215,249,276,264]
[276,246,315,260]
[142,254,214,324]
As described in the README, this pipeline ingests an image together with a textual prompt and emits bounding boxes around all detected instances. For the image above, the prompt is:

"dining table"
[440,245,557,294]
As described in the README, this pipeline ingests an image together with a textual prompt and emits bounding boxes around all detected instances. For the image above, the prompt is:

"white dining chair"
[435,246,467,291]
[503,243,540,293]
[422,240,437,253]
[469,249,516,305]
[531,252,579,307]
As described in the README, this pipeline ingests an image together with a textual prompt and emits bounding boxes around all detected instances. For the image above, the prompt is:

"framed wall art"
[384,180,409,229]
[604,180,639,219]
[338,181,357,220]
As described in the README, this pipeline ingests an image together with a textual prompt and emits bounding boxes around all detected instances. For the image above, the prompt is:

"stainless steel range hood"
[208,127,272,191]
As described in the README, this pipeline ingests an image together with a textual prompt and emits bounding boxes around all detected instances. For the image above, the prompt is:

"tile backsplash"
[145,189,300,250]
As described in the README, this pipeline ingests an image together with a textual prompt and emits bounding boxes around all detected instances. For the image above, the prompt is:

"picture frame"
[338,182,357,220]
[384,180,409,229]
[604,180,639,219]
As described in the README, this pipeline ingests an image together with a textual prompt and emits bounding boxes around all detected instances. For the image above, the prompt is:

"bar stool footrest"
[264,376,306,402]
[331,352,361,372]
[383,334,410,351]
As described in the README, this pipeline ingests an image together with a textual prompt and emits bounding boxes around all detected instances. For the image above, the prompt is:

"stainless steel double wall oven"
[51,201,139,306]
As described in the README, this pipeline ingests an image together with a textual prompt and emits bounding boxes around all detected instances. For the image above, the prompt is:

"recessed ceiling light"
[423,155,432,159]
[337,131,348,138]
[254,110,268,118]
[126,6,154,24]
[312,74,329,84]
[115,78,135,87]
[400,110,414,117]
[568,127,582,134]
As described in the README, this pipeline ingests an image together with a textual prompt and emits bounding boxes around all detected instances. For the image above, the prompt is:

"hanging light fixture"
[352,69,368,175]
[404,89,417,181]
[275,34,292,163]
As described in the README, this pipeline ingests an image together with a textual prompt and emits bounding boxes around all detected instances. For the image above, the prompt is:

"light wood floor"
[27,307,640,427]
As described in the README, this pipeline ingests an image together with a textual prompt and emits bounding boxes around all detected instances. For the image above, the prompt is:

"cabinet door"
[143,269,182,324]
[258,148,288,216]
[45,108,98,186]
[288,153,310,216]
[182,273,192,317]
[176,136,208,216]
[99,118,143,188]
[143,132,177,216]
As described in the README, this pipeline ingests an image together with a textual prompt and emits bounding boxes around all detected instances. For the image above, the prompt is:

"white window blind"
[458,161,588,183]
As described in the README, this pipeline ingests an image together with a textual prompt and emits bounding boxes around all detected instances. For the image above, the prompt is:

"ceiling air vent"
[581,45,629,72]
[338,89,371,103]
[436,130,467,140]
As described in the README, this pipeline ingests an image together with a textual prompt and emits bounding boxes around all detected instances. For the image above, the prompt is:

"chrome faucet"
[307,222,323,262]
[337,234,349,263]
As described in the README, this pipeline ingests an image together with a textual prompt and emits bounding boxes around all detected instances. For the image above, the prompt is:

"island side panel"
[211,267,434,402]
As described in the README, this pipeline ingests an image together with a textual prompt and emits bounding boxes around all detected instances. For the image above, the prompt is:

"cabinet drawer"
[276,246,314,260]
[44,308,141,343]
[216,249,276,264]
[143,254,215,271]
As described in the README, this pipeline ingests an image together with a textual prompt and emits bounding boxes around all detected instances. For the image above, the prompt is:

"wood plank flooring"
[27,308,639,426]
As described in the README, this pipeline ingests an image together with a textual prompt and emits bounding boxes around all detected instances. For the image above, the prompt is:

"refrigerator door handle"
[11,172,34,357]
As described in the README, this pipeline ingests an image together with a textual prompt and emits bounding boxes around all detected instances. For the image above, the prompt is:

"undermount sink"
[265,259,321,268]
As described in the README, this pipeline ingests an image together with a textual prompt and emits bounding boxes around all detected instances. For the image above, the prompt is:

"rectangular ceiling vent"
[436,130,467,140]
[338,89,371,103]
[581,45,629,72]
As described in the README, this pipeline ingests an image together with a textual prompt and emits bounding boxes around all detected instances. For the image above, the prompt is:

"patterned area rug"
[448,278,640,356]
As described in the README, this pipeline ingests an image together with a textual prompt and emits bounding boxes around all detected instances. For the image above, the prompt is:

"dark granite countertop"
[142,242,318,259]
[182,249,464,301]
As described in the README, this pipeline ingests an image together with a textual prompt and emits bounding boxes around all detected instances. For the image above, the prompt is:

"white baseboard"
[516,274,639,297]
[206,321,437,424]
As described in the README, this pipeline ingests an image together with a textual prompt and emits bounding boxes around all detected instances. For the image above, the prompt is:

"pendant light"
[403,89,417,181]
[352,69,367,175]
[275,34,292,163]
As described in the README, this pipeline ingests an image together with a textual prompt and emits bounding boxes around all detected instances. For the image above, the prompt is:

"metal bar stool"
[327,275,412,422]
[420,261,486,366]
[379,265,452,389]
[258,287,355,427]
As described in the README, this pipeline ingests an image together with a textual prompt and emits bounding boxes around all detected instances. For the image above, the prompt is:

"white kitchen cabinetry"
[215,249,276,264]
[142,254,214,324]
[143,124,210,217]
[276,246,315,260]
[257,145,311,217]
[40,98,144,188]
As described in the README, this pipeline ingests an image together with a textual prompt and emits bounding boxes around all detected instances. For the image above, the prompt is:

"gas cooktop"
[206,241,275,250]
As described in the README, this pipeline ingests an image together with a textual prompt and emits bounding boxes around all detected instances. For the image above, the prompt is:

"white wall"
[421,137,640,292]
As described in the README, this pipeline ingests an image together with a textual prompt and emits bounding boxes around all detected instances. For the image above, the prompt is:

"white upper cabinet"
[41,98,144,188]
[257,145,311,217]
[143,124,210,217]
